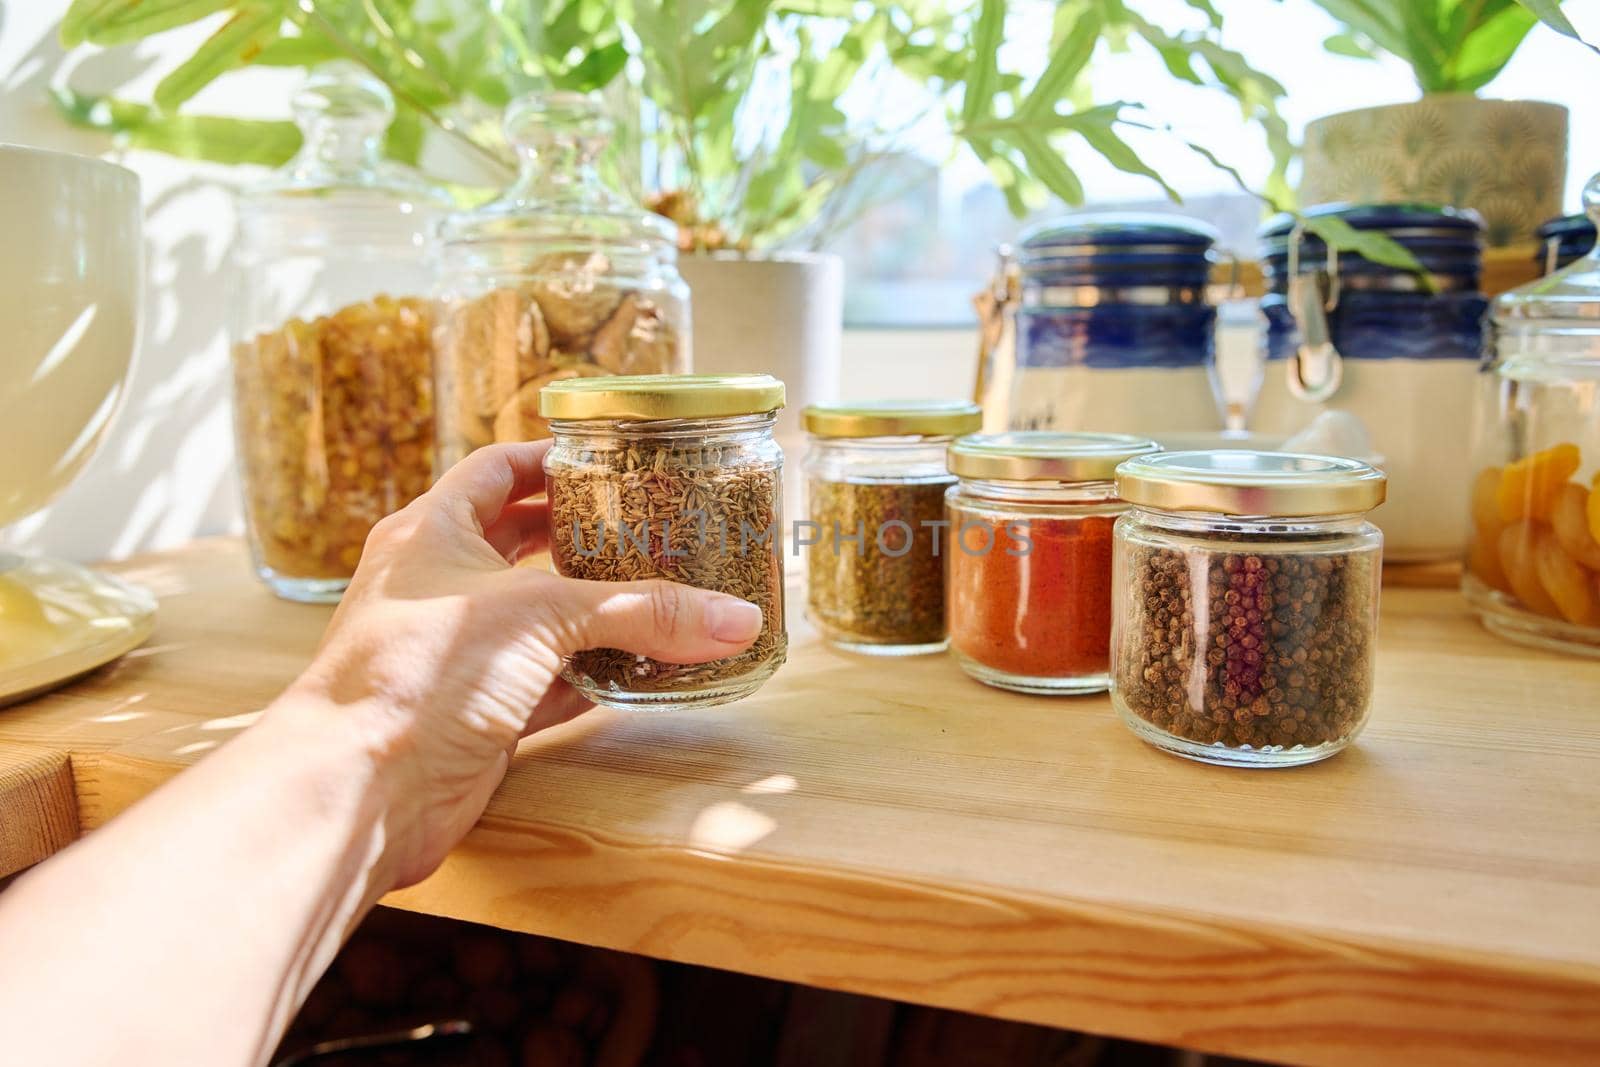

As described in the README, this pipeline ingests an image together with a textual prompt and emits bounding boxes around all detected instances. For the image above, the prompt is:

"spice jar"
[1253,204,1487,562]
[801,400,981,655]
[1004,214,1223,436]
[543,374,786,709]
[946,432,1160,694]
[1111,451,1387,767]
[231,64,450,601]
[1463,175,1600,657]
[435,92,689,467]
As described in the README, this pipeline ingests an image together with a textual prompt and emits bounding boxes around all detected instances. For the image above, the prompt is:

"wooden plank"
[57,539,1600,1066]
[0,744,78,877]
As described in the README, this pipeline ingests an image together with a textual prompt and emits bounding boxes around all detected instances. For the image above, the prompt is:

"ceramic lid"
[1259,202,1482,287]
[1020,213,1219,255]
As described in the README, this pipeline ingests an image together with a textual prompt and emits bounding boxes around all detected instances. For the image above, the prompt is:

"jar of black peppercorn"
[1110,451,1387,767]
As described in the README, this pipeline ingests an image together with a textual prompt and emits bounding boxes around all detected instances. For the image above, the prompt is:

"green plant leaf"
[1019,9,1103,120]
[961,0,1005,124]
[153,4,284,113]
[1075,118,1179,201]
[67,0,239,47]
[384,103,425,166]
[1514,0,1596,48]
[251,31,344,67]
[1322,32,1376,58]
[1300,214,1432,279]
[1181,0,1223,30]
[51,86,301,165]
[1443,1,1539,92]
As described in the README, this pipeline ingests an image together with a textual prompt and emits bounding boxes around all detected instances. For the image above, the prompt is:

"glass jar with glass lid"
[542,374,786,709]
[1111,451,1387,767]
[1004,214,1223,437]
[801,400,981,655]
[946,432,1160,694]
[434,92,690,468]
[231,63,450,602]
[1464,175,1600,657]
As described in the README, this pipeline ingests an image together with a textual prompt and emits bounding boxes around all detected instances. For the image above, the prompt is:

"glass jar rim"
[948,431,1160,482]
[539,373,785,421]
[803,399,980,439]
[1114,449,1386,517]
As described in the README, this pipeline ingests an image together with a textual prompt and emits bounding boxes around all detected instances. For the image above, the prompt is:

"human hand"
[270,441,764,889]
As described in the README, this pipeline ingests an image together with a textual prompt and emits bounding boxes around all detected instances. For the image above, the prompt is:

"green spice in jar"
[801,400,981,656]
[806,477,951,648]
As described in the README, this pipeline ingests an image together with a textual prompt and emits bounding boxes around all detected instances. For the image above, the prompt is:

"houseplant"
[1300,0,1580,245]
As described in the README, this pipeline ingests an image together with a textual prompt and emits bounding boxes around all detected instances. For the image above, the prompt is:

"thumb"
[554,577,764,663]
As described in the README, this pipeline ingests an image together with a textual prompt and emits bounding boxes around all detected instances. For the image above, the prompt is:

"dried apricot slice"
[1470,466,1504,539]
[1499,521,1561,617]
[1551,482,1600,570]
[1587,479,1600,549]
[1497,443,1581,523]
[1535,528,1600,626]
[1467,533,1511,594]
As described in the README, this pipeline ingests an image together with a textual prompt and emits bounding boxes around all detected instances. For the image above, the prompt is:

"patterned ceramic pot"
[1301,96,1567,248]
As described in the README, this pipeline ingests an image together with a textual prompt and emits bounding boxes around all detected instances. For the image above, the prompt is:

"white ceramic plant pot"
[678,251,845,443]
[1301,96,1568,247]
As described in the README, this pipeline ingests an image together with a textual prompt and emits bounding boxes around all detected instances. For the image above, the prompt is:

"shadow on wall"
[2,5,246,563]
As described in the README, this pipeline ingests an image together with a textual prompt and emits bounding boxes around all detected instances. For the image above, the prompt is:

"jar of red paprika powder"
[946,432,1161,694]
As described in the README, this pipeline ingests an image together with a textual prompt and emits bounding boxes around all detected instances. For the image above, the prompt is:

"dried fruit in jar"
[1551,482,1600,570]
[1498,520,1562,618]
[491,362,607,443]
[1496,443,1580,523]
[1534,527,1600,626]
[233,295,434,580]
[1471,466,1504,539]
[1468,534,1511,594]
[526,251,623,344]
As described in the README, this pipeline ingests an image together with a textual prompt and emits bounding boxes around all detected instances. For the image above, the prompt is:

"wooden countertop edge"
[0,743,79,878]
[79,747,1600,1067]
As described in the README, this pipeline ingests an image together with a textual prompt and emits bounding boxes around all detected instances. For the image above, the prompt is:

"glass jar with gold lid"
[543,374,786,709]
[1110,450,1386,767]
[947,431,1159,694]
[801,400,982,656]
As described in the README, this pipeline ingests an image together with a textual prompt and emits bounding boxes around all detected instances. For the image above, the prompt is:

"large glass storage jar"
[435,92,690,468]
[543,374,786,709]
[1006,214,1222,437]
[947,432,1160,695]
[801,400,981,656]
[231,65,449,602]
[1254,204,1487,562]
[1111,451,1386,767]
[1463,177,1600,656]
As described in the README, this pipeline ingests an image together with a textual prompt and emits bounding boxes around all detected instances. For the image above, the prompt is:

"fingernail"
[707,596,762,643]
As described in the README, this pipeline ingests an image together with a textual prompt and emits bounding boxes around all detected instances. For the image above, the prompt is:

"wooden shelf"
[2,538,1597,1066]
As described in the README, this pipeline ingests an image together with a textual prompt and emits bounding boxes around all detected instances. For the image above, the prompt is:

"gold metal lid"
[803,399,982,439]
[1114,450,1387,516]
[947,431,1161,482]
[539,373,786,421]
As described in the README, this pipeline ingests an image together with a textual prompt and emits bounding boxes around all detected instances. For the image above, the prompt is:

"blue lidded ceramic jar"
[1253,203,1488,561]
[1536,213,1597,275]
[1008,214,1222,437]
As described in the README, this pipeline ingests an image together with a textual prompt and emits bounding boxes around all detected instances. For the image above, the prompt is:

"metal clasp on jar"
[1284,221,1344,404]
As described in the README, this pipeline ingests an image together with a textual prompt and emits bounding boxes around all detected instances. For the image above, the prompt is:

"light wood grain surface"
[2,538,1598,1066]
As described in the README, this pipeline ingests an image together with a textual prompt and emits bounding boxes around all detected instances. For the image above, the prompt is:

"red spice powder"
[948,513,1117,677]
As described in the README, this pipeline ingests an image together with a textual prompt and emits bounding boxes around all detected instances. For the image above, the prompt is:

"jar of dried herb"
[800,400,982,655]
[946,432,1160,694]
[231,65,450,602]
[1111,451,1387,767]
[543,374,787,709]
